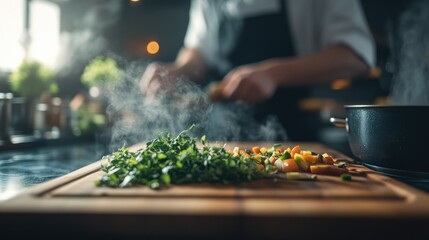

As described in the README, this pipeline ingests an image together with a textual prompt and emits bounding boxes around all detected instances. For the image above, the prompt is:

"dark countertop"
[0,140,108,200]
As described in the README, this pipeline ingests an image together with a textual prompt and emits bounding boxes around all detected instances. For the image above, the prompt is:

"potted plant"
[9,60,57,99]
[9,60,58,134]
[70,56,123,136]
[81,56,123,97]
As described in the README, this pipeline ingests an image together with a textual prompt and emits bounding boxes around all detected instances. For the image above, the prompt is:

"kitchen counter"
[0,140,107,200]
[1,142,429,240]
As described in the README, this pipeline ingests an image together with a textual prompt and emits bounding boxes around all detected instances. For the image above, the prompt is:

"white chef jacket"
[184,0,375,75]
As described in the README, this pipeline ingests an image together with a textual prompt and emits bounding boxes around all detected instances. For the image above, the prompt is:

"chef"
[140,0,375,141]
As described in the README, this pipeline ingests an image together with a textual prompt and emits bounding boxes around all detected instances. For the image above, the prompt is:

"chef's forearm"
[263,44,369,87]
[173,48,211,83]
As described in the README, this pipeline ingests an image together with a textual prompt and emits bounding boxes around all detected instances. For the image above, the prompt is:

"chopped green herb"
[340,173,352,181]
[281,151,291,160]
[95,125,266,189]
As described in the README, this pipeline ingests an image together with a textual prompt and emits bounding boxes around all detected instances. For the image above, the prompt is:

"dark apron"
[220,0,316,141]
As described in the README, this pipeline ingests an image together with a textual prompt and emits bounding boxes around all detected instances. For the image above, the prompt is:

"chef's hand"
[139,62,180,99]
[220,64,278,103]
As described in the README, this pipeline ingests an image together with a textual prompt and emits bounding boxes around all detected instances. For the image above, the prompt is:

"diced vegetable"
[322,153,335,164]
[290,145,301,158]
[310,165,330,174]
[310,165,348,176]
[274,159,284,172]
[283,159,300,172]
[302,150,312,156]
[260,147,267,154]
[252,147,260,154]
[294,153,308,172]
[340,173,352,181]
[303,154,318,164]
[286,172,301,180]
[281,151,291,160]
[269,156,277,164]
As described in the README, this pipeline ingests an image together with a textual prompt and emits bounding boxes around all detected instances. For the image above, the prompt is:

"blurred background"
[0,0,425,198]
[0,0,416,149]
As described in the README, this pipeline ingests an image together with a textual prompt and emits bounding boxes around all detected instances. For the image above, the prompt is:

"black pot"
[330,105,429,178]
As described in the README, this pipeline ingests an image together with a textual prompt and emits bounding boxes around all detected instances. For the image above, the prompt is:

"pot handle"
[329,117,347,129]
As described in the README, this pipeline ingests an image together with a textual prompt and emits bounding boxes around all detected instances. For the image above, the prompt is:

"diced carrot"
[252,146,260,154]
[275,148,283,153]
[283,159,300,172]
[243,153,251,158]
[290,145,301,158]
[310,165,348,175]
[310,165,330,174]
[239,149,245,155]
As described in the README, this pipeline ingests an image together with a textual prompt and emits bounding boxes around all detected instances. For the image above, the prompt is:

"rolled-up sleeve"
[184,0,220,70]
[289,0,375,68]
[319,0,376,67]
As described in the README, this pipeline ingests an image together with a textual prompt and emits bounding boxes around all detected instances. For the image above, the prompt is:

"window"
[0,0,60,72]
[0,0,25,71]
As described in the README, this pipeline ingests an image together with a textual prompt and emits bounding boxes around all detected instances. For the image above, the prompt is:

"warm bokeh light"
[130,0,140,3]
[368,67,382,79]
[331,79,351,90]
[146,41,160,55]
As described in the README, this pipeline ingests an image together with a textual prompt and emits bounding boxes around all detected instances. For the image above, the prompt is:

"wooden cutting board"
[1,142,429,239]
[49,167,401,200]
[30,142,401,200]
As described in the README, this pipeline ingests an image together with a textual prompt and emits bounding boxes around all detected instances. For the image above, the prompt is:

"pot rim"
[344,104,429,109]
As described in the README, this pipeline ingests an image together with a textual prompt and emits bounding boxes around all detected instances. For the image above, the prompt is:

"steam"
[51,0,287,148]
[105,63,287,150]
[389,0,429,105]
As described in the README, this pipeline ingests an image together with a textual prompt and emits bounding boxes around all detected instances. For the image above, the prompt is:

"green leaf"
[176,160,184,168]
[161,174,171,185]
